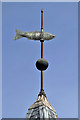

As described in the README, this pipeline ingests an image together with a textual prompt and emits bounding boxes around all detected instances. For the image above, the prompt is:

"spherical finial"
[36,58,48,71]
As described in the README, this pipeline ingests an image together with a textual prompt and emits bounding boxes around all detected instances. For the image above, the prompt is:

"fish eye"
[53,35,56,38]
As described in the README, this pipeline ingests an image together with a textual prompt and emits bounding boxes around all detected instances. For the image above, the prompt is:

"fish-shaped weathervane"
[14,9,55,41]
[14,29,55,41]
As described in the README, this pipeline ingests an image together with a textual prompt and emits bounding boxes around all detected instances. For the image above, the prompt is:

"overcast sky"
[2,2,78,118]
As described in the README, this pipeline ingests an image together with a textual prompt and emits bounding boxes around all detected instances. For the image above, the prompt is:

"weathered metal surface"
[26,95,58,119]
[38,89,46,97]
[36,58,48,71]
[14,29,55,41]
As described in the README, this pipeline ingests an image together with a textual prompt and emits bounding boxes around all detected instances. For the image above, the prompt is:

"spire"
[14,9,57,119]
[26,95,58,118]
[26,9,57,119]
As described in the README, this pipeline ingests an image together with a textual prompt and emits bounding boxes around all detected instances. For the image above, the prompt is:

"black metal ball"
[36,58,48,71]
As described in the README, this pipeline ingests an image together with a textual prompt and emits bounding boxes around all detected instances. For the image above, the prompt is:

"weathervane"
[14,9,56,97]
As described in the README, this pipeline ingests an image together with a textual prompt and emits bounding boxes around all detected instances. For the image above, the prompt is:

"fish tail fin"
[14,29,23,40]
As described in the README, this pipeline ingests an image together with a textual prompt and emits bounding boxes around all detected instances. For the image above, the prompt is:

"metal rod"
[41,41,43,91]
[41,9,43,32]
[41,9,43,92]
[41,71,43,91]
[41,42,43,58]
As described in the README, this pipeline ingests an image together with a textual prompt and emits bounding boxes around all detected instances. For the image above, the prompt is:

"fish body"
[14,29,55,41]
